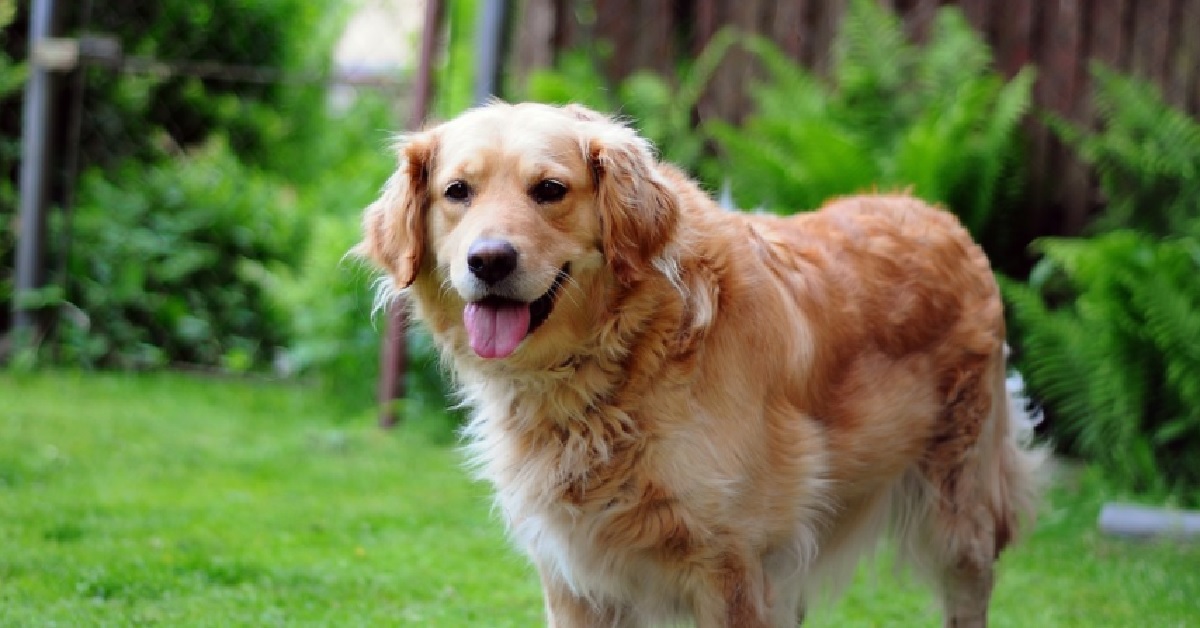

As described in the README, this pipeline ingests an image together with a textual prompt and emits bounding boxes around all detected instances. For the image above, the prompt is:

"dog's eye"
[444,180,471,202]
[530,179,568,204]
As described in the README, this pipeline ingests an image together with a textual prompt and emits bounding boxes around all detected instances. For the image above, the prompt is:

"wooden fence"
[512,0,1200,239]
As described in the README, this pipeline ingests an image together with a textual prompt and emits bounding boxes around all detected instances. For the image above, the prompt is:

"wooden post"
[379,0,443,429]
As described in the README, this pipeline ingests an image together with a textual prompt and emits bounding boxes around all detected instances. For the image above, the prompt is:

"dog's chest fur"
[458,366,704,612]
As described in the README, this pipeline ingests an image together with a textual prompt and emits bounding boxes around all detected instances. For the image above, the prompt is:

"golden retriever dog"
[357,101,1042,627]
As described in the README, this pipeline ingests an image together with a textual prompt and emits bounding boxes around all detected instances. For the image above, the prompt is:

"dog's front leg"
[691,553,772,628]
[539,569,629,628]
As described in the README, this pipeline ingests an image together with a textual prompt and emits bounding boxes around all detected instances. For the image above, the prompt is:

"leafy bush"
[1003,232,1200,503]
[710,0,1033,247]
[266,93,455,414]
[1005,67,1200,504]
[0,0,26,334]
[273,107,390,405]
[66,0,336,177]
[5,1,350,362]
[278,212,459,416]
[1049,64,1200,238]
[523,30,738,180]
[52,139,303,369]
[522,1,1032,252]
[277,214,380,399]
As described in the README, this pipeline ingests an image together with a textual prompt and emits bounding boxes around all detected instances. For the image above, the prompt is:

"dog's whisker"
[560,276,587,309]
[436,275,457,300]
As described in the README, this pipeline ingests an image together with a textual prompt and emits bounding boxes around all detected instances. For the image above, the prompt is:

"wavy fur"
[357,102,1041,627]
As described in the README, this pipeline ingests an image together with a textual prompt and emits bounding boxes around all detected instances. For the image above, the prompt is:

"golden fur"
[357,102,1042,627]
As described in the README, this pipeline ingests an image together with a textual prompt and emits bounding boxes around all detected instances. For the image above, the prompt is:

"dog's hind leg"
[890,469,994,628]
[894,351,1041,628]
[930,533,996,628]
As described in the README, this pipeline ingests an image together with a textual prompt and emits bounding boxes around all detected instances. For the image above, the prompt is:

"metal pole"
[13,0,60,345]
[379,0,443,429]
[473,0,510,105]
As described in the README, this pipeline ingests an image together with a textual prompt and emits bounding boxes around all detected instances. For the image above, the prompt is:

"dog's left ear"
[587,125,680,285]
[354,133,436,289]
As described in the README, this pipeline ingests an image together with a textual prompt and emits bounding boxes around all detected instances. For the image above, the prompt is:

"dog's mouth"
[463,264,570,359]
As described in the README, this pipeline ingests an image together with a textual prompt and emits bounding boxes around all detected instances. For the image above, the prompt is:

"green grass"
[2,371,1198,626]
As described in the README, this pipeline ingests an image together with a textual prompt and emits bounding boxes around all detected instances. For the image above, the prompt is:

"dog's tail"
[983,344,1048,553]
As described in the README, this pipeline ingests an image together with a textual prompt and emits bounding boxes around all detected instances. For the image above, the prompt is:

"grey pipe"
[1099,503,1200,539]
[13,0,60,342]
[472,0,509,106]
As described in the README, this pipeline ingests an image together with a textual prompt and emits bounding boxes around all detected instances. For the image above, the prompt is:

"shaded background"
[3,0,1200,504]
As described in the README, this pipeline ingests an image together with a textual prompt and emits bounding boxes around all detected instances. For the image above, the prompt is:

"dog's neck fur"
[410,234,719,518]
[461,271,681,433]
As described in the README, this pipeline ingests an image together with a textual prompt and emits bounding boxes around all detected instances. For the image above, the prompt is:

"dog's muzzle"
[462,263,570,359]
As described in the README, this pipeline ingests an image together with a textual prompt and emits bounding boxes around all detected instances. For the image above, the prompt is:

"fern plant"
[1002,231,1200,503]
[1006,63,1200,503]
[1049,64,1200,237]
[710,0,1033,245]
[522,30,737,179]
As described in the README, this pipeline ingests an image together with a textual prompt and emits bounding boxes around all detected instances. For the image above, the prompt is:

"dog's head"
[357,102,679,361]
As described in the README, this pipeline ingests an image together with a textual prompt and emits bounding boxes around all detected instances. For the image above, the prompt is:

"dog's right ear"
[354,133,436,289]
[587,124,680,286]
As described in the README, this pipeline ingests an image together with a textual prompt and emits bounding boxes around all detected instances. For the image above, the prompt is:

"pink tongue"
[463,302,532,359]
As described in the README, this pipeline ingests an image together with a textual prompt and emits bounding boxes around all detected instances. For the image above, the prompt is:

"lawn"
[2,372,1197,626]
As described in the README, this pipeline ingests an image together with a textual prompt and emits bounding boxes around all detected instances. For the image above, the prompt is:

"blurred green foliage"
[710,0,1033,252]
[433,0,479,120]
[1048,65,1200,239]
[276,212,381,402]
[0,0,447,418]
[54,138,302,369]
[523,30,739,180]
[3,0,332,365]
[7,0,1198,475]
[1004,232,1200,505]
[3,1,385,381]
[521,0,1033,262]
[0,0,26,334]
[64,0,338,177]
[1005,66,1200,504]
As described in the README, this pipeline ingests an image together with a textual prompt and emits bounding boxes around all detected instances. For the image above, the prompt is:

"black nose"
[467,239,519,285]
